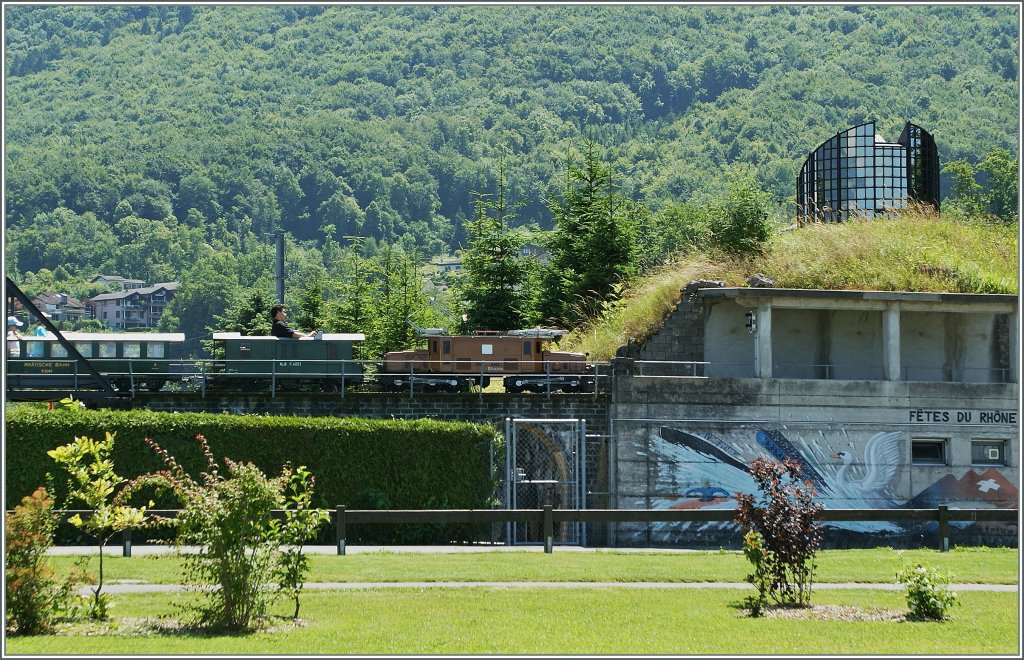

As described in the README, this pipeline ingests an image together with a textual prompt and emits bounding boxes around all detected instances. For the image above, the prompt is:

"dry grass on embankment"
[564,211,1018,360]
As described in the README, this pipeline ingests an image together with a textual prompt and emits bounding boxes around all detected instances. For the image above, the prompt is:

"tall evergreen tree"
[455,156,530,332]
[364,244,431,358]
[540,139,637,327]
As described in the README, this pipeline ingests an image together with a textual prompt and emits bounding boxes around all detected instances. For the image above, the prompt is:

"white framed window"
[481,344,493,355]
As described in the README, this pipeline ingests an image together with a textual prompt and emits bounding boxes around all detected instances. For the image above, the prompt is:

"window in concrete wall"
[971,440,1007,466]
[912,438,947,465]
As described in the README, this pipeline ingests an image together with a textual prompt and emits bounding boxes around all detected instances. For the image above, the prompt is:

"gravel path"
[86,580,1017,594]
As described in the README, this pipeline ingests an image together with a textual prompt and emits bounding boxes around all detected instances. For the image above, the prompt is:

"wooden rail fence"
[44,505,1018,557]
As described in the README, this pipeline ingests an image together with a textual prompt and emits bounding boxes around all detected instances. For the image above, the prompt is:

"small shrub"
[897,562,960,621]
[741,530,773,617]
[48,432,157,619]
[129,434,327,632]
[4,487,84,635]
[274,465,330,620]
[735,457,823,613]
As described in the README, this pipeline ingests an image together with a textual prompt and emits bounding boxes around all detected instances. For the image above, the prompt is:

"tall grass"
[566,211,1018,359]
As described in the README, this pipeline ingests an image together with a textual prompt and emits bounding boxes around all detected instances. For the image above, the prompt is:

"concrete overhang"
[696,287,1018,313]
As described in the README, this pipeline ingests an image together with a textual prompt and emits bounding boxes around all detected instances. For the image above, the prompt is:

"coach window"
[51,344,67,358]
[74,342,92,357]
[123,343,141,359]
[971,440,1007,466]
[148,343,165,359]
[98,342,116,358]
[911,438,947,465]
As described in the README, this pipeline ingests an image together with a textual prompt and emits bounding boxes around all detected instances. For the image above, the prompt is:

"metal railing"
[7,355,1017,401]
[6,357,613,399]
[46,506,1018,557]
[633,361,708,377]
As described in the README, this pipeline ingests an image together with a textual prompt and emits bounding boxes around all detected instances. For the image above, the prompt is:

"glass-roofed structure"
[796,121,939,224]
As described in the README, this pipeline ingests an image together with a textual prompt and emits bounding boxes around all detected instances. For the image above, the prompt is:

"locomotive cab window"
[443,340,451,354]
[148,343,165,359]
[123,343,141,358]
[98,342,116,358]
[523,341,531,356]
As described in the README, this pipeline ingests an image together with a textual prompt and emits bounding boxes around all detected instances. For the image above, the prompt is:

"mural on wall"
[646,426,1017,539]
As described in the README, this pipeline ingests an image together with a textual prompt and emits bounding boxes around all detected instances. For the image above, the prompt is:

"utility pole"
[275,230,285,304]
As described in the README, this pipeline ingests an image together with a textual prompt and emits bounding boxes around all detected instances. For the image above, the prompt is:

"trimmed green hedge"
[5,407,503,544]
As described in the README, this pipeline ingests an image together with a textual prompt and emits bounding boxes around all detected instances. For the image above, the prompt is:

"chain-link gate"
[505,418,585,546]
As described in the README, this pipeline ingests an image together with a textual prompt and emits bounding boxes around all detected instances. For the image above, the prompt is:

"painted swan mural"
[645,425,1016,541]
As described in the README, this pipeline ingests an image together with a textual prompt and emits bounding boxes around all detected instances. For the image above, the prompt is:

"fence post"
[121,528,132,558]
[938,505,949,552]
[543,504,553,554]
[336,505,346,556]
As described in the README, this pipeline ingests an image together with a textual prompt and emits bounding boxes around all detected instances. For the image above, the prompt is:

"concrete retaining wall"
[608,368,1018,548]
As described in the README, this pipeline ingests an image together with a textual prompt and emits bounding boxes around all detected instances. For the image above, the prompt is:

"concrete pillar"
[883,302,901,381]
[1011,311,1019,384]
[756,302,772,379]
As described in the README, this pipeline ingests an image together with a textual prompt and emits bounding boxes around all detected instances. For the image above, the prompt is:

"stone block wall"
[134,392,610,437]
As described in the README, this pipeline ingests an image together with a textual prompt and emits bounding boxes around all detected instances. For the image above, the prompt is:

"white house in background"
[88,282,179,330]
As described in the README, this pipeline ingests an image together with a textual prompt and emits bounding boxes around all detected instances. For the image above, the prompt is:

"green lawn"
[9,546,1017,655]
[6,589,1018,655]
[48,546,1019,585]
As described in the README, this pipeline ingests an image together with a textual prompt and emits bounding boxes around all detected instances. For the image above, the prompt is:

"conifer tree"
[540,139,637,326]
[455,156,530,332]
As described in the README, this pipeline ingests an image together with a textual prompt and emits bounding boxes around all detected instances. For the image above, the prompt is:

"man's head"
[270,304,286,320]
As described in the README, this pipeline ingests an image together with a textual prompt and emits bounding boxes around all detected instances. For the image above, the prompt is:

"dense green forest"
[3,4,1019,353]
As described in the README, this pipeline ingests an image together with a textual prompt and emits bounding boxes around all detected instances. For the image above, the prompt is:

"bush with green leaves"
[709,169,773,258]
[127,434,327,631]
[47,432,158,619]
[735,456,823,613]
[274,465,330,619]
[897,562,960,621]
[4,487,86,635]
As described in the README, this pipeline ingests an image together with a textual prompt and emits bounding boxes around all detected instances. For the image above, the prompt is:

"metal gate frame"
[505,417,586,546]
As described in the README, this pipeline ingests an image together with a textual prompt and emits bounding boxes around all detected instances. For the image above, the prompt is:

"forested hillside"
[3,4,1018,352]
